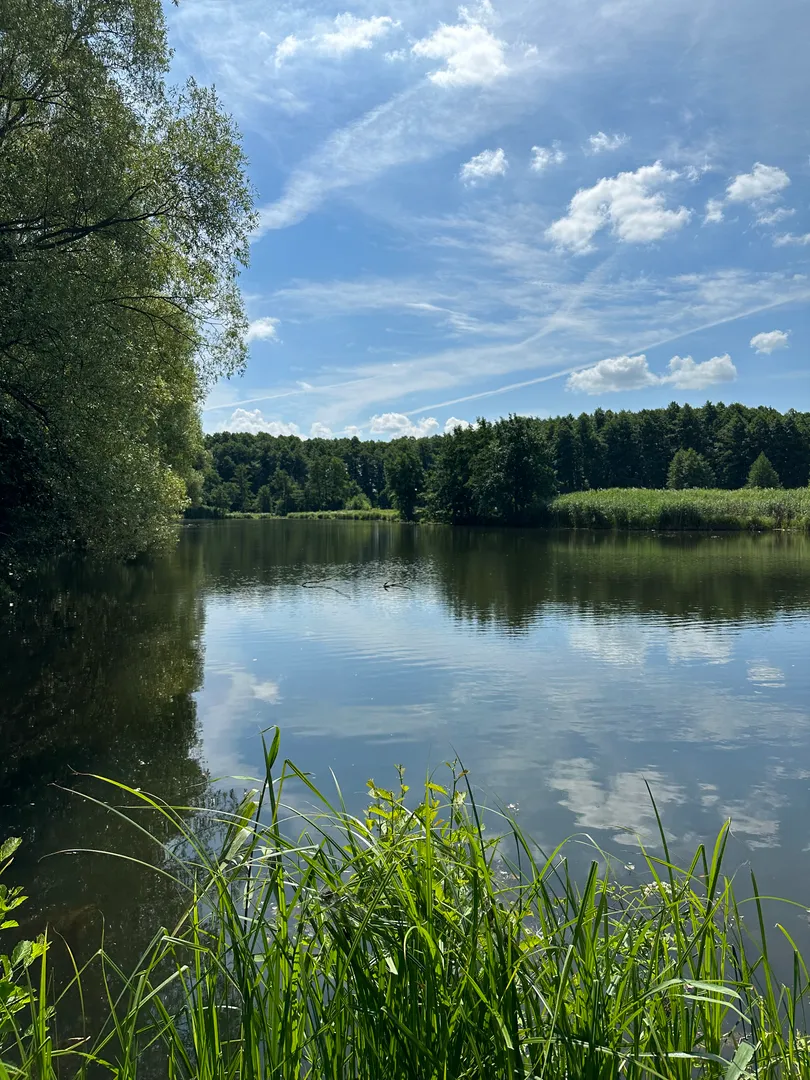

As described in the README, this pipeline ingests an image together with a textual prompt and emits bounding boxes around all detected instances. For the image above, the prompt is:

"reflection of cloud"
[568,621,649,666]
[253,680,281,702]
[667,625,732,665]
[197,667,282,780]
[747,662,785,687]
[548,759,686,845]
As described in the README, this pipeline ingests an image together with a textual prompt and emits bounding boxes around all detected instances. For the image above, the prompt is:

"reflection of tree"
[0,545,209,1026]
[423,528,810,630]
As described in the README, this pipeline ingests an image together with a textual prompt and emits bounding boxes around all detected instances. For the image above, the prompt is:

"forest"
[200,401,810,524]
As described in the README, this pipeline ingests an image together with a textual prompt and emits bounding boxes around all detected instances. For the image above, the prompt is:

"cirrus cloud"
[750,330,789,354]
[547,162,691,254]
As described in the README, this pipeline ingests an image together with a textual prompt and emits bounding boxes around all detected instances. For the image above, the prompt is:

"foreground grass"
[551,488,810,531]
[4,733,810,1079]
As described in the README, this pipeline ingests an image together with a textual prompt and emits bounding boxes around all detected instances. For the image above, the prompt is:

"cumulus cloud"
[773,232,810,247]
[246,316,281,342]
[309,422,334,438]
[726,162,790,203]
[445,416,471,431]
[665,354,736,390]
[757,206,794,226]
[224,409,301,435]
[275,13,398,64]
[567,352,736,394]
[703,198,724,225]
[460,147,508,184]
[586,131,628,154]
[530,142,566,172]
[344,425,364,438]
[750,330,789,354]
[411,6,508,87]
[369,412,441,437]
[546,162,690,254]
[567,354,659,394]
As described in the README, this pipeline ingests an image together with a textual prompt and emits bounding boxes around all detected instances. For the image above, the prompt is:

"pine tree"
[746,453,781,489]
[667,449,715,489]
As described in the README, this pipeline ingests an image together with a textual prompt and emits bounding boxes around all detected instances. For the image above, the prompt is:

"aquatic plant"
[2,731,810,1078]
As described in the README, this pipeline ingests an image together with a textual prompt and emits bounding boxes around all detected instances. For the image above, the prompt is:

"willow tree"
[0,0,255,567]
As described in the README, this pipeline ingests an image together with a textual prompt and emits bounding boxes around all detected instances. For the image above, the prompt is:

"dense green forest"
[201,402,810,524]
[0,0,254,578]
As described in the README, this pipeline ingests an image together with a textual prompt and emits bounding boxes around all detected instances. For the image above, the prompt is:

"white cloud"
[275,14,397,65]
[309,422,334,438]
[369,412,441,437]
[547,162,690,253]
[586,131,628,154]
[411,8,508,88]
[566,352,736,394]
[750,329,789,354]
[224,409,301,435]
[663,353,736,390]
[445,416,471,431]
[460,147,508,184]
[726,162,790,203]
[757,206,794,226]
[344,425,364,438]
[566,354,659,394]
[773,232,810,247]
[703,198,724,224]
[274,35,301,65]
[246,316,281,342]
[530,142,566,172]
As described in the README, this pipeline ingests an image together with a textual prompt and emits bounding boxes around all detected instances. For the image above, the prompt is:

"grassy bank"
[3,732,810,1078]
[551,487,810,531]
[285,508,400,521]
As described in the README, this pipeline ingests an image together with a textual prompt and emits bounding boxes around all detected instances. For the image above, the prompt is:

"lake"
[3,519,810,974]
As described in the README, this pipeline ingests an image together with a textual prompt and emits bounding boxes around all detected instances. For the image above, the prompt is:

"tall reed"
[2,730,810,1078]
[551,488,810,532]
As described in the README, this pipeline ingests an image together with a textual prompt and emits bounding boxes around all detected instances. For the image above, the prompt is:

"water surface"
[3,520,810,970]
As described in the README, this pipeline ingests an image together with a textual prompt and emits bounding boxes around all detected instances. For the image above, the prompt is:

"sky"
[167,0,810,439]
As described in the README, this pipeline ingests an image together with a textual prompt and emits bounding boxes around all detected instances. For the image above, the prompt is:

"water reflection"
[2,521,810,977]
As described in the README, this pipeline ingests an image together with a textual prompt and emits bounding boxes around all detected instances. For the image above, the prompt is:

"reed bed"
[550,488,810,532]
[285,509,400,521]
[2,730,810,1079]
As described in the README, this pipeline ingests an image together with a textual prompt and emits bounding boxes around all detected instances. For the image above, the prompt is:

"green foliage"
[200,402,810,524]
[0,0,255,569]
[667,448,716,489]
[0,837,48,1047]
[747,452,782,489]
[552,487,810,530]
[4,740,810,1078]
[305,455,353,511]
[384,442,425,519]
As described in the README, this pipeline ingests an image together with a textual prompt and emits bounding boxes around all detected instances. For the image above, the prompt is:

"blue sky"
[168,0,810,439]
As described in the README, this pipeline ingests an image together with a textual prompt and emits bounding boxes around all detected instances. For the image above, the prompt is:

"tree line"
[201,401,810,524]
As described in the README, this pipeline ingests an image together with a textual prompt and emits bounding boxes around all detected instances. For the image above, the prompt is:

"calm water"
[3,519,810,974]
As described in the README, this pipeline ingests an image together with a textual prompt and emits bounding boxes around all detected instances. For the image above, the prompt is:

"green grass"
[3,729,810,1078]
[551,488,810,531]
[285,508,400,521]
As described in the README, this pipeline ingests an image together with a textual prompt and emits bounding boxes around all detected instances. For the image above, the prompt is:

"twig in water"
[383,581,412,591]
[300,582,351,599]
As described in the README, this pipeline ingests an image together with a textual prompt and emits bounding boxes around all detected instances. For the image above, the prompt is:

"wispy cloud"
[586,131,629,154]
[459,147,508,184]
[773,232,810,247]
[530,142,566,172]
[274,13,399,66]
